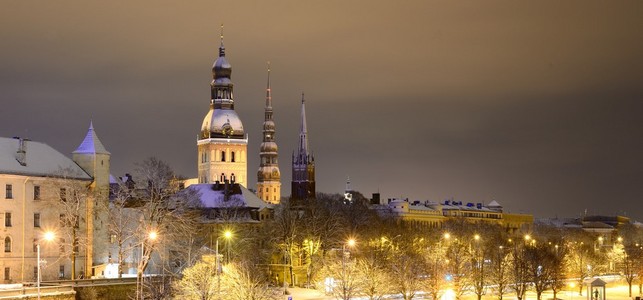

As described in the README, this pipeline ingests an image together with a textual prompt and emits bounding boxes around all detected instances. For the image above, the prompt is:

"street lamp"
[37,231,55,300]
[216,230,232,297]
[137,230,158,300]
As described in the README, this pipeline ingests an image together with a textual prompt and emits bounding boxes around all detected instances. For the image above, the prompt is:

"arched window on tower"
[231,173,236,183]
[4,237,11,253]
[231,152,236,162]
[221,151,226,162]
[220,173,225,182]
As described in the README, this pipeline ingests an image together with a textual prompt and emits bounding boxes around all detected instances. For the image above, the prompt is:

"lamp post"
[216,230,232,297]
[137,231,158,300]
[340,239,356,299]
[37,231,55,300]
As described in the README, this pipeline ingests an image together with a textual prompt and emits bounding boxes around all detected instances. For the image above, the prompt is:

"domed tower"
[291,93,315,200]
[197,29,248,186]
[256,65,281,203]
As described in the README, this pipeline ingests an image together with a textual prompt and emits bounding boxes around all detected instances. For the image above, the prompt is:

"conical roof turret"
[73,121,110,155]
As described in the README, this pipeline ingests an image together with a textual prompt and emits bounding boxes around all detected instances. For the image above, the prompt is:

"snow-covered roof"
[73,122,110,155]
[186,183,271,210]
[0,137,91,179]
[487,200,502,207]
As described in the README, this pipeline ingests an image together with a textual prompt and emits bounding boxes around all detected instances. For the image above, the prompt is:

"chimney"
[14,137,28,166]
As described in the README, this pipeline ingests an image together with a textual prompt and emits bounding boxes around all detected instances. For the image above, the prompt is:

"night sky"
[1,1,642,221]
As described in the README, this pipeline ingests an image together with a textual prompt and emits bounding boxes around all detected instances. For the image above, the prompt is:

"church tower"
[291,94,315,200]
[198,30,248,186]
[72,121,110,277]
[257,65,281,203]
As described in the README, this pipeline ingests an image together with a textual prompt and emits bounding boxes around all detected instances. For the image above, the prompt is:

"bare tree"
[510,242,530,300]
[46,167,95,279]
[123,158,202,294]
[489,245,512,300]
[424,242,448,300]
[388,243,425,300]
[173,258,218,300]
[318,250,362,300]
[222,261,281,300]
[356,256,389,300]
[106,180,139,278]
[445,238,472,300]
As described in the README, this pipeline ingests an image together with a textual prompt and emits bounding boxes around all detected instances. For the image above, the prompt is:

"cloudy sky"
[1,1,642,220]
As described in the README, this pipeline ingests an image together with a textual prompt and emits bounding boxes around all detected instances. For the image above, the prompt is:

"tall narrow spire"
[298,93,309,158]
[291,92,315,200]
[266,62,272,108]
[219,23,225,57]
[257,63,281,203]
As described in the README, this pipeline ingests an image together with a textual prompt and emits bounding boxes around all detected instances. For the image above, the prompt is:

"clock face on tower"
[222,124,234,137]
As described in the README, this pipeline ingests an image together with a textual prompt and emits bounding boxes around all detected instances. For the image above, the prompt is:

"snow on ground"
[286,283,643,300]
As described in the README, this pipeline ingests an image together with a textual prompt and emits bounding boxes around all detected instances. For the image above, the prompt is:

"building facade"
[198,35,248,187]
[384,198,533,232]
[291,94,315,200]
[0,123,110,282]
[256,66,281,204]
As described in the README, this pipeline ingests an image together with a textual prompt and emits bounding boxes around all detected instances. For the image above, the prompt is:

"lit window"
[4,237,11,253]
[34,213,40,228]
[5,184,12,199]
[4,213,11,227]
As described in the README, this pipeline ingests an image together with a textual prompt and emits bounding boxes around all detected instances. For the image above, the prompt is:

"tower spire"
[219,23,225,57]
[257,62,281,203]
[298,92,309,158]
[266,62,272,108]
[291,92,315,200]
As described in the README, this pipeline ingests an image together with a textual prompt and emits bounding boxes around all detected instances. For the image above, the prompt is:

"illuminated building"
[0,123,110,281]
[197,31,248,187]
[291,94,315,200]
[384,198,533,232]
[256,66,282,204]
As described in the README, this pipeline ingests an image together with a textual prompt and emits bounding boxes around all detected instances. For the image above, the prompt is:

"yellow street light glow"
[347,239,356,247]
[43,231,55,242]
[224,230,233,239]
[474,234,480,241]
[569,282,576,288]
[524,234,531,241]
[617,237,623,243]
[148,231,158,240]
[444,233,451,239]
[598,236,604,242]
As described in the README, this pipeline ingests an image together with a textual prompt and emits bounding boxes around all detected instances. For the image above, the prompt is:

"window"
[4,237,11,253]
[59,239,65,254]
[5,184,12,199]
[4,213,11,227]
[4,267,10,280]
[33,239,37,252]
[34,213,40,227]
[59,188,66,201]
[221,151,226,162]
[33,267,38,281]
[231,151,236,162]
[33,186,40,200]
[59,265,65,279]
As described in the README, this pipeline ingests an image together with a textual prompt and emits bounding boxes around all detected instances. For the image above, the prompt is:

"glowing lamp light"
[441,288,456,300]
[43,231,55,242]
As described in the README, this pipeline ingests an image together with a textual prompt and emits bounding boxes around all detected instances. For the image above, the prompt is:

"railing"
[0,285,74,298]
